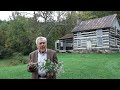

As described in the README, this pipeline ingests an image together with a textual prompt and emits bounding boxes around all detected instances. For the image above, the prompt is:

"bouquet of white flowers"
[38,59,64,77]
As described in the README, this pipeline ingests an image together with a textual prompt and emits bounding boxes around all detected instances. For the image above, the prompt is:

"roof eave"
[72,27,111,33]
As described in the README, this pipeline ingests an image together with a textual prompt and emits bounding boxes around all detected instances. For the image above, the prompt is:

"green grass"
[57,53,120,79]
[0,53,120,79]
[0,64,31,79]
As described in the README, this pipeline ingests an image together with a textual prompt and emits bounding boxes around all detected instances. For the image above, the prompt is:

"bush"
[0,46,13,59]
[9,59,21,66]
[12,52,28,65]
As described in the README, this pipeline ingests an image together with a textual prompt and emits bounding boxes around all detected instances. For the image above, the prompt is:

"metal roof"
[59,34,73,40]
[72,14,117,32]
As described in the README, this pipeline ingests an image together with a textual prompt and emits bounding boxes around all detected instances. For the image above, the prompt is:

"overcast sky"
[0,11,33,21]
[0,11,60,22]
[0,11,11,20]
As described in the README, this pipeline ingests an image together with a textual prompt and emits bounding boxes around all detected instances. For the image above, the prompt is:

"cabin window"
[77,32,81,38]
[97,37,102,46]
[60,42,63,47]
[96,29,102,36]
[96,29,103,47]
[57,43,59,49]
[77,39,81,46]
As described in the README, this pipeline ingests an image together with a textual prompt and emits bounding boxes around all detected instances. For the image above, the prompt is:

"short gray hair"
[36,36,47,44]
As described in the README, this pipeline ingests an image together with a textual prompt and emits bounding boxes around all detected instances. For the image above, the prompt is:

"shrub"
[9,59,21,66]
[12,52,28,65]
[0,46,13,59]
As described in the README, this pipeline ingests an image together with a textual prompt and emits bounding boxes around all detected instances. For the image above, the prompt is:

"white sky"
[0,11,12,20]
[0,11,34,21]
[0,11,61,22]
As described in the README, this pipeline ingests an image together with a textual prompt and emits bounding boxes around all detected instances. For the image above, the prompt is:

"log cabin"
[55,14,120,53]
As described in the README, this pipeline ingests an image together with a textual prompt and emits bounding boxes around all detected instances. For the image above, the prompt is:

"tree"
[36,11,54,22]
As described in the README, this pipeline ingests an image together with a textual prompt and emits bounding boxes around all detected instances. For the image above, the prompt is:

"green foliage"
[8,52,28,66]
[77,11,97,20]
[0,46,13,59]
[38,59,64,74]
[11,52,28,64]
[9,59,21,66]
[0,30,5,46]
[0,11,120,59]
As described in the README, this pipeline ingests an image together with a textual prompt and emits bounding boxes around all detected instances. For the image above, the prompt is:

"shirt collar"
[38,49,47,54]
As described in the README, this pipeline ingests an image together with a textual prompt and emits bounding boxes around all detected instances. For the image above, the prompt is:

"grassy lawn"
[0,53,120,79]
[0,64,31,79]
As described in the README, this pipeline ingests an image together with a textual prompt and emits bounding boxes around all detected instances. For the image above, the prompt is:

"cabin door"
[87,40,91,50]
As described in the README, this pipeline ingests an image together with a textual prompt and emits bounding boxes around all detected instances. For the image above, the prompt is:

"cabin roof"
[59,34,73,40]
[72,14,117,33]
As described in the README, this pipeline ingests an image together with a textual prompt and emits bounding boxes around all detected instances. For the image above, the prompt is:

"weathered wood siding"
[73,17,120,51]
[109,18,120,49]
[73,29,110,50]
[59,39,73,50]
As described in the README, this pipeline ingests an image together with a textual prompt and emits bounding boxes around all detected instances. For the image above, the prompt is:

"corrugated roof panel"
[72,14,117,32]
